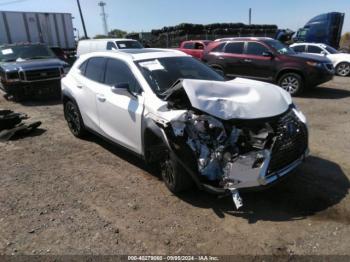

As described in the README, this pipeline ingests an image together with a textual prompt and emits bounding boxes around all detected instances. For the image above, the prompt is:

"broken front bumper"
[201,148,309,195]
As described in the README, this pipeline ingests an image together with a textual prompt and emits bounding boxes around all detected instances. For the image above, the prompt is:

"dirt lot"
[0,77,349,256]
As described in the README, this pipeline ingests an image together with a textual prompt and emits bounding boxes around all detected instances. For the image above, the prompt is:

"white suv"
[61,49,309,207]
[291,43,350,77]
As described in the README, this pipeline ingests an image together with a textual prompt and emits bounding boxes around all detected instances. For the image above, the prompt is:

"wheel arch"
[334,60,350,68]
[276,68,305,82]
[142,117,170,163]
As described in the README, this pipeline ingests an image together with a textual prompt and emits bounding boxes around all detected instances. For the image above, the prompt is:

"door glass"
[246,42,269,56]
[183,42,194,49]
[292,45,306,53]
[211,43,225,52]
[194,43,204,50]
[224,42,244,54]
[105,59,141,94]
[107,42,117,50]
[85,57,106,83]
[79,60,89,75]
[308,46,323,54]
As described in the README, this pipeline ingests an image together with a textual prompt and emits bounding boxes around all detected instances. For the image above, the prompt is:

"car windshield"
[264,39,295,55]
[116,41,143,49]
[325,45,338,54]
[136,57,224,96]
[0,44,56,62]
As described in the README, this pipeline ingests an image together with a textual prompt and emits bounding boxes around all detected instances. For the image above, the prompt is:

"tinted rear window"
[292,45,306,53]
[85,57,106,83]
[183,42,194,49]
[225,42,244,54]
[246,42,269,56]
[308,45,323,54]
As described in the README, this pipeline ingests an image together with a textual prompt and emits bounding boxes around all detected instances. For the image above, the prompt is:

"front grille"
[6,72,19,80]
[268,110,308,175]
[24,68,61,81]
[325,63,334,72]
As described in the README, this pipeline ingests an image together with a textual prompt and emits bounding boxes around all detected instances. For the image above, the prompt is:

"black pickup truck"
[0,43,70,101]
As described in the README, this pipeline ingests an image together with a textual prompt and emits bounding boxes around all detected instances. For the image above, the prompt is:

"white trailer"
[0,11,76,50]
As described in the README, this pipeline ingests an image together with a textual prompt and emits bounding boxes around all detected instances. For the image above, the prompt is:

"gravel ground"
[0,77,349,256]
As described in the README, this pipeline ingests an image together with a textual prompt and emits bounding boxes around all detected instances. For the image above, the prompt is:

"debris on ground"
[0,109,42,142]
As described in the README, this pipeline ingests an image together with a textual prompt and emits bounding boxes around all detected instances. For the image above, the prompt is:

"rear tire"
[64,100,86,138]
[161,151,194,194]
[278,72,304,96]
[336,62,350,77]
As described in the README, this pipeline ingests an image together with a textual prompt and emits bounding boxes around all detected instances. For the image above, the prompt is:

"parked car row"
[178,37,339,96]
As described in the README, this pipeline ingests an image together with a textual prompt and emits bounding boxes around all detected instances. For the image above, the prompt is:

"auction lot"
[0,77,349,255]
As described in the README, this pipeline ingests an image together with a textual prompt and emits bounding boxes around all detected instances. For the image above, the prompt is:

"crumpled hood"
[169,78,292,120]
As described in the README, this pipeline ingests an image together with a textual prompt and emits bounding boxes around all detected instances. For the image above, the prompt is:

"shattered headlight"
[292,103,307,124]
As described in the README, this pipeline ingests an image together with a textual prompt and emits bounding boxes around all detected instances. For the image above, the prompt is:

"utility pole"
[98,1,109,36]
[76,0,88,38]
[249,8,252,25]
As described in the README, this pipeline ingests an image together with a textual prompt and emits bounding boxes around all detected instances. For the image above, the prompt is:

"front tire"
[336,62,350,77]
[161,152,194,194]
[64,100,86,138]
[278,73,304,96]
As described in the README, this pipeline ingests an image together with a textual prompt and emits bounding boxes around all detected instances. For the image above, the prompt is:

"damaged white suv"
[62,49,309,208]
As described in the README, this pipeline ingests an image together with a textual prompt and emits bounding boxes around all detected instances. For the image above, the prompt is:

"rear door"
[96,58,144,154]
[242,41,274,80]
[73,57,107,132]
[221,41,246,77]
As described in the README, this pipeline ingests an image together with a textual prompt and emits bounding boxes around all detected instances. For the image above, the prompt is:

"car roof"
[291,43,328,48]
[79,38,138,42]
[215,37,275,42]
[81,48,189,62]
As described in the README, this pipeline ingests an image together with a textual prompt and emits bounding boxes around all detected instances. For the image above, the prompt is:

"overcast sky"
[1,0,349,37]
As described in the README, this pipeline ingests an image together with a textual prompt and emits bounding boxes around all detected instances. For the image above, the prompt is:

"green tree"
[93,34,109,39]
[340,32,350,49]
[109,29,127,38]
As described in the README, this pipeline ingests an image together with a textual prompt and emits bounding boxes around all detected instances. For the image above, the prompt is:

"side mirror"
[111,82,135,97]
[321,51,327,56]
[262,51,274,58]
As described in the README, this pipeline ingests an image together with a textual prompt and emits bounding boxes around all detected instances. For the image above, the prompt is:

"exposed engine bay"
[156,79,309,209]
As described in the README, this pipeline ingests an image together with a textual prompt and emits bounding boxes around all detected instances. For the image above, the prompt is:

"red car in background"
[177,40,212,59]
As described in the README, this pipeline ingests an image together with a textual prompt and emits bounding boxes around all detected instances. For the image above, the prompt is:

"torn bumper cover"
[157,78,309,195]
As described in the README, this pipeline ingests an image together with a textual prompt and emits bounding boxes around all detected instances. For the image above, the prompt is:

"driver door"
[97,58,144,154]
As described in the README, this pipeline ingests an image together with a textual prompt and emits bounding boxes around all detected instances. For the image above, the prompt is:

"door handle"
[77,85,83,89]
[97,94,106,102]
[244,59,252,63]
[218,57,225,60]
